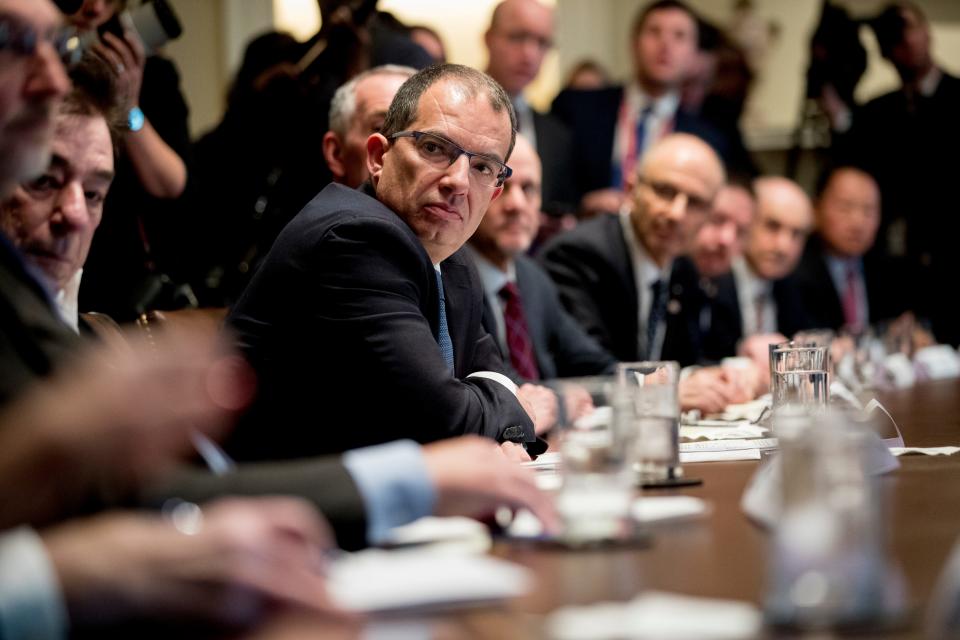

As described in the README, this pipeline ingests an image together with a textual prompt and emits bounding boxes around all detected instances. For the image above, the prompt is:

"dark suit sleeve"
[138,459,369,551]
[308,217,534,443]
[538,240,618,357]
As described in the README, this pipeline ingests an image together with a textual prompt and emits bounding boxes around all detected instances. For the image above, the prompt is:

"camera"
[98,0,183,54]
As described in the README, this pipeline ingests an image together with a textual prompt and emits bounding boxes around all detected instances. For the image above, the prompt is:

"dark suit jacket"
[537,215,702,366]
[793,235,910,331]
[550,86,732,201]
[227,183,534,460]
[0,234,370,548]
[478,253,616,380]
[531,110,577,216]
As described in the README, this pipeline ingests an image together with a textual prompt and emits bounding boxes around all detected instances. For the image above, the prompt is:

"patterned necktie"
[646,279,667,360]
[842,261,861,330]
[435,270,455,373]
[499,282,540,380]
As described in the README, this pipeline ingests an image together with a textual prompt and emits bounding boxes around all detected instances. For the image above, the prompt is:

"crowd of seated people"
[1,0,956,635]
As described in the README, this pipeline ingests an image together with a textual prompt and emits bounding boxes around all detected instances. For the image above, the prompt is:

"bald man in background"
[485,0,576,214]
[732,176,814,339]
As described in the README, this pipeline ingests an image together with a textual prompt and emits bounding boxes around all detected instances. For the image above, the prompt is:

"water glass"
[616,361,681,483]
[770,345,830,412]
[554,377,635,543]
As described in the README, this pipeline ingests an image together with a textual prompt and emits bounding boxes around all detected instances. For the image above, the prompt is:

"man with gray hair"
[323,64,416,188]
[229,63,545,460]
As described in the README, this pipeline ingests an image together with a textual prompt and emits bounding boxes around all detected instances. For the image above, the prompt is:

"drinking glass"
[770,345,830,412]
[554,377,636,543]
[616,361,681,483]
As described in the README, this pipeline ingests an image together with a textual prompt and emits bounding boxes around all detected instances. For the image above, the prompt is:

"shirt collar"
[733,255,773,299]
[464,244,515,296]
[918,66,942,97]
[619,207,671,287]
[625,83,680,118]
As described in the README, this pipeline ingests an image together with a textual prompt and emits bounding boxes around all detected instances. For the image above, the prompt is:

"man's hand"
[517,383,559,435]
[680,367,740,414]
[737,332,787,393]
[0,326,254,528]
[43,497,347,630]
[422,436,559,533]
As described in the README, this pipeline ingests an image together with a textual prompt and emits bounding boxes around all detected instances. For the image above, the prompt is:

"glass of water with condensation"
[616,361,681,484]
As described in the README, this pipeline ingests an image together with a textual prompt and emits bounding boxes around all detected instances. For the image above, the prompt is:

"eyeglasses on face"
[0,14,76,65]
[638,177,712,215]
[390,130,512,188]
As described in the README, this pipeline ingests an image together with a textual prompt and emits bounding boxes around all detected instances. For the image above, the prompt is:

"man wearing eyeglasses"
[539,133,724,367]
[228,63,541,461]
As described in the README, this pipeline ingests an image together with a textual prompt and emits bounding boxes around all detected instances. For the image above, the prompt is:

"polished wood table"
[253,379,960,639]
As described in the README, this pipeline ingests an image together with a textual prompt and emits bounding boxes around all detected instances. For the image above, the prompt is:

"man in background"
[794,166,910,332]
[732,176,813,339]
[484,0,576,215]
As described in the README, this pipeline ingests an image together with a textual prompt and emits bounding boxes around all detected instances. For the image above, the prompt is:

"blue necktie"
[646,279,667,359]
[435,270,455,373]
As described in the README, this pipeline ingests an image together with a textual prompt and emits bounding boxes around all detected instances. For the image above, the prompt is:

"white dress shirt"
[732,256,777,336]
[464,245,516,356]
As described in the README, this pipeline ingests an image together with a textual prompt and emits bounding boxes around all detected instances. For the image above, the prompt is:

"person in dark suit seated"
[687,181,755,361]
[466,136,616,381]
[731,176,814,340]
[794,166,910,332]
[550,0,732,216]
[228,64,544,461]
[539,133,723,369]
[484,0,576,216]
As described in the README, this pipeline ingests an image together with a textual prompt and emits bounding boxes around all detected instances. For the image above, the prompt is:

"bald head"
[631,133,725,267]
[746,176,813,280]
[485,0,554,96]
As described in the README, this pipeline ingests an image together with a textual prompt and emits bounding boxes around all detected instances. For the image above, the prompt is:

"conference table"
[250,379,960,639]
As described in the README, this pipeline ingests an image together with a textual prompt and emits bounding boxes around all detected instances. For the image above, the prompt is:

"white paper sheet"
[680,423,770,441]
[680,449,762,463]
[890,446,960,457]
[546,590,762,640]
[328,548,532,612]
[680,438,778,452]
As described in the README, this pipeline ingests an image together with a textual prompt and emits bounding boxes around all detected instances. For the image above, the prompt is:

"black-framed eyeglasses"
[0,14,76,65]
[390,130,513,188]
[638,178,712,215]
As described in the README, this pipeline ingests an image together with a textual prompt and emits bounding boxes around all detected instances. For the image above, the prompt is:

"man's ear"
[322,131,345,181]
[489,184,504,202]
[366,133,390,185]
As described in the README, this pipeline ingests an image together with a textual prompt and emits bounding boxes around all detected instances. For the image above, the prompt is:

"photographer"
[66,0,194,320]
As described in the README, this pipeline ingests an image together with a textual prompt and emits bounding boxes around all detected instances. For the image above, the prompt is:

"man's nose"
[438,153,471,194]
[25,41,71,102]
[52,183,88,233]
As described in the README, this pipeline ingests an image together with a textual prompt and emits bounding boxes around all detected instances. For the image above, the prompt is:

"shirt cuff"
[342,440,436,545]
[0,528,68,640]
[466,371,519,395]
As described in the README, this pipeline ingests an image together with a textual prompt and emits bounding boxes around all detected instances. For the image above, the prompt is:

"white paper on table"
[631,496,711,523]
[864,398,905,448]
[680,423,769,441]
[382,516,491,551]
[327,548,532,612]
[891,446,960,457]
[915,345,960,380]
[522,451,561,470]
[681,449,761,463]
[680,438,778,453]
[718,397,770,422]
[546,590,762,640]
